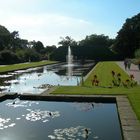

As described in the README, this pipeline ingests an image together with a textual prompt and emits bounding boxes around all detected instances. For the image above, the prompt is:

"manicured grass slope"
[84,62,130,87]
[0,61,56,73]
[53,62,140,121]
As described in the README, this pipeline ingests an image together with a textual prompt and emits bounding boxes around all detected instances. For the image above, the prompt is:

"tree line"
[0,25,56,64]
[0,12,140,64]
[52,12,140,61]
[51,35,118,61]
[112,13,140,59]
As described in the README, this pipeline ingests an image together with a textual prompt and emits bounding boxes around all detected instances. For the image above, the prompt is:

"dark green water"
[0,99,122,140]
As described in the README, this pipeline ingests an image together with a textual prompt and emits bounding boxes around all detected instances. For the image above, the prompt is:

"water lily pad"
[25,109,60,122]
[0,116,15,130]
[48,126,93,139]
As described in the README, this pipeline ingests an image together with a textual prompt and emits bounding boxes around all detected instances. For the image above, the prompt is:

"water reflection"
[25,109,60,122]
[66,65,73,79]
[0,62,93,94]
[0,74,13,78]
[0,100,122,140]
[6,99,39,108]
[72,102,97,112]
[0,61,95,94]
[0,117,15,130]
[48,126,99,140]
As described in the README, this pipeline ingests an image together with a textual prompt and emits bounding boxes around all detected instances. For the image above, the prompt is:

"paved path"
[117,61,140,84]
[117,61,140,139]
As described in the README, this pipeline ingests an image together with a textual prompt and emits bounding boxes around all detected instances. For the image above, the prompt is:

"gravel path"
[116,61,140,84]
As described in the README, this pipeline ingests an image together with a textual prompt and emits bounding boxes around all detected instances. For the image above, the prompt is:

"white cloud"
[1,13,99,45]
[0,0,116,46]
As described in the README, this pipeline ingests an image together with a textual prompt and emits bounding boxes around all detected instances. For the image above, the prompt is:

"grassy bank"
[53,62,135,94]
[53,85,140,95]
[0,60,57,73]
[53,62,140,121]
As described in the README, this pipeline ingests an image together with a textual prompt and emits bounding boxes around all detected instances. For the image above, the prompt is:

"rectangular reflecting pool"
[0,99,122,140]
[0,61,95,94]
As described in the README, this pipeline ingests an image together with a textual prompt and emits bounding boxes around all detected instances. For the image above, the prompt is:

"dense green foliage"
[77,35,116,61]
[0,50,18,64]
[51,35,117,61]
[135,48,140,58]
[0,25,11,50]
[112,13,140,58]
[2,24,117,63]
[0,25,57,64]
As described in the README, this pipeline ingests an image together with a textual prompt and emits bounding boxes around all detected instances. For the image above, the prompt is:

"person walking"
[127,60,131,70]
[124,59,128,70]
[138,63,140,70]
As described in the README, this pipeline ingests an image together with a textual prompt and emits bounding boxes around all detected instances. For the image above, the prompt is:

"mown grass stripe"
[0,61,56,73]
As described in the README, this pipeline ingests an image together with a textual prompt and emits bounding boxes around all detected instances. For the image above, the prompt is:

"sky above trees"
[0,0,140,46]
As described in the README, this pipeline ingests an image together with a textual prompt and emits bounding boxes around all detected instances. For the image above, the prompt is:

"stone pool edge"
[116,96,140,140]
[0,93,140,140]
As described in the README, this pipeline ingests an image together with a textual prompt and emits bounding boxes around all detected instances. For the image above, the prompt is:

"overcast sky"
[0,0,140,46]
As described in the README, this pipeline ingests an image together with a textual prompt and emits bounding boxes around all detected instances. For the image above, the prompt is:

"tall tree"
[9,31,28,51]
[58,36,77,47]
[112,13,140,58]
[0,50,18,64]
[45,45,56,60]
[33,41,44,53]
[52,34,116,61]
[77,34,115,60]
[0,25,11,50]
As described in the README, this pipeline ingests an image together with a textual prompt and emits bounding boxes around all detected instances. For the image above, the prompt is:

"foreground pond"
[0,99,122,140]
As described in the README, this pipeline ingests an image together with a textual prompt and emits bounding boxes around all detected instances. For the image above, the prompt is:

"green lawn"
[0,60,56,73]
[52,62,140,121]
[53,85,140,95]
[128,93,140,120]
[84,62,130,87]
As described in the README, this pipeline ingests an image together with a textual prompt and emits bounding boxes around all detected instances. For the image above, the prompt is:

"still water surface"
[0,62,94,94]
[0,99,122,140]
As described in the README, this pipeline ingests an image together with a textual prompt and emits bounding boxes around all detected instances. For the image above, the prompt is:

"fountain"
[0,45,95,93]
[67,46,73,66]
[66,46,73,78]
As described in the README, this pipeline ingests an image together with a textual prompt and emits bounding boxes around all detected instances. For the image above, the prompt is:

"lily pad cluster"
[26,109,60,122]
[0,117,15,130]
[48,126,99,140]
